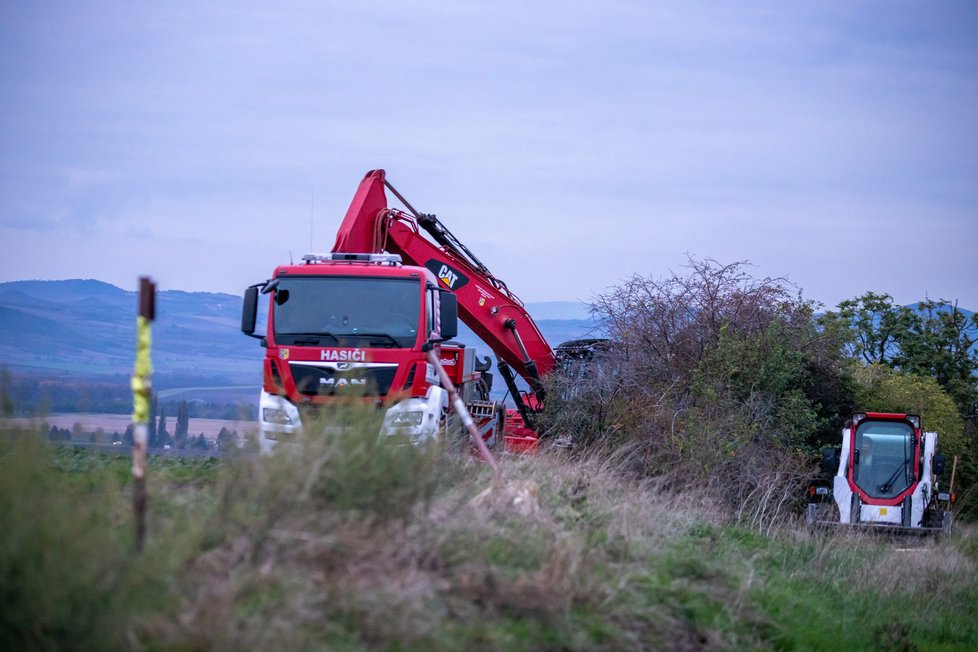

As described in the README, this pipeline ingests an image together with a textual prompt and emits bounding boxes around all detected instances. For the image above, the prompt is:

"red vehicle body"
[242,169,585,452]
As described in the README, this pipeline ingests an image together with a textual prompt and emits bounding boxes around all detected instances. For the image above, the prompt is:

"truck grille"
[290,362,398,397]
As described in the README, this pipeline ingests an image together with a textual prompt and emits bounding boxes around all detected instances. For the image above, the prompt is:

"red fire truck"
[242,169,596,453]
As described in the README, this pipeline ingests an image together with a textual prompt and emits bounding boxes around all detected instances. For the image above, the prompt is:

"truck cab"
[242,252,468,452]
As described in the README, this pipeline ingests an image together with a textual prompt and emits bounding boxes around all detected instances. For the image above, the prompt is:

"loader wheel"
[923,507,943,529]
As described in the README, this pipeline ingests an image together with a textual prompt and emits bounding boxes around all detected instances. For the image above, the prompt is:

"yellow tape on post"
[132,277,155,553]
[131,315,153,424]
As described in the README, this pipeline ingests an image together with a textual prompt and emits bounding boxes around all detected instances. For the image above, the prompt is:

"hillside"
[0,280,260,384]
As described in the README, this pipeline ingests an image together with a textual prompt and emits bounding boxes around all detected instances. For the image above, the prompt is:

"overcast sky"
[1,1,976,310]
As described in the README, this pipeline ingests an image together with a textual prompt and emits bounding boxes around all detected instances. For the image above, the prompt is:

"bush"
[0,436,132,650]
[557,257,852,528]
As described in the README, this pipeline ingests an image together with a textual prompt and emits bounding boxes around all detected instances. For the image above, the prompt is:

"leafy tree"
[46,426,70,442]
[821,292,907,365]
[174,401,190,449]
[242,430,260,453]
[0,367,14,417]
[148,395,159,447]
[157,412,170,448]
[895,299,978,415]
[217,427,236,451]
[823,293,978,417]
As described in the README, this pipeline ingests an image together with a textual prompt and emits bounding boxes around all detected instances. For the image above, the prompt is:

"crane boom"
[332,169,556,426]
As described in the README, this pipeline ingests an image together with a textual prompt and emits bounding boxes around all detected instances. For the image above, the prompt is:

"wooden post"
[948,455,959,510]
[131,277,155,552]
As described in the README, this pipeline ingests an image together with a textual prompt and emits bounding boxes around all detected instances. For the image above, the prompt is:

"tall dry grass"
[133,413,778,650]
[4,418,977,650]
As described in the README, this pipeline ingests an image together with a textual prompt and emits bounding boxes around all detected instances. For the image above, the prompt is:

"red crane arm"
[331,170,557,398]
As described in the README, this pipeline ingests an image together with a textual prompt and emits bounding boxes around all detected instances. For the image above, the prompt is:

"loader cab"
[850,413,919,501]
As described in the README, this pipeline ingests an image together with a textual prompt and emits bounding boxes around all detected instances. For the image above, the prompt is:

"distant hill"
[0,279,261,385]
[905,301,974,320]
[0,280,600,386]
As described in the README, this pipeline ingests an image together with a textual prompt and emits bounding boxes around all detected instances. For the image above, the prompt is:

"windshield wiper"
[282,332,339,346]
[339,332,402,347]
[878,460,909,494]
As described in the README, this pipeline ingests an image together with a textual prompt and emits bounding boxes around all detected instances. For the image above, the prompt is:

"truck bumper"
[256,386,449,453]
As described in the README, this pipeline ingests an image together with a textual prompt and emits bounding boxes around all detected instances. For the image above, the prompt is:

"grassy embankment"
[2,417,977,651]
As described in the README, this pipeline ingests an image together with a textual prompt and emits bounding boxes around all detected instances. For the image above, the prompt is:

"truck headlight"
[263,407,296,426]
[387,410,424,427]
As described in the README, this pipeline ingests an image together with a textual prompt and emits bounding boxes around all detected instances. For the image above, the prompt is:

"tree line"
[36,399,246,452]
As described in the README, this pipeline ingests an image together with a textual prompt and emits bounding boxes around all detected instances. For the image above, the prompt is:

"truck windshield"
[272,276,420,348]
[853,420,915,499]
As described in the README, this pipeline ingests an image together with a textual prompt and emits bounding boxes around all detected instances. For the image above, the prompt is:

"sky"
[1,1,976,310]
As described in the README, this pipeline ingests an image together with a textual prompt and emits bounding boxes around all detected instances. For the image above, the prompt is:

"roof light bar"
[301,253,402,265]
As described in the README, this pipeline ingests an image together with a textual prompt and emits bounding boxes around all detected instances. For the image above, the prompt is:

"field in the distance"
[0,413,257,440]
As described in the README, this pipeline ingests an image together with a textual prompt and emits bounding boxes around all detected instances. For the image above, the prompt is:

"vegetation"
[543,261,977,523]
[3,425,978,651]
[821,293,978,414]
[2,260,977,649]
[545,258,855,528]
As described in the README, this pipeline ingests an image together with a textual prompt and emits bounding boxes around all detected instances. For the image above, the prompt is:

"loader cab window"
[853,420,916,499]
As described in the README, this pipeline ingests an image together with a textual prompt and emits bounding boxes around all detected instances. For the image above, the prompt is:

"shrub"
[558,257,851,528]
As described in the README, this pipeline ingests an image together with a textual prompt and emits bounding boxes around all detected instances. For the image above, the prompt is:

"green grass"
[2,424,977,651]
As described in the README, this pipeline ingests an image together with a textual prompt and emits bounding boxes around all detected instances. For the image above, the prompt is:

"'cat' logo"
[425,260,469,290]
[439,266,458,288]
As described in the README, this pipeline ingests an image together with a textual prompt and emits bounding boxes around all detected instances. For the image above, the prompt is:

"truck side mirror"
[439,291,458,340]
[933,453,946,476]
[241,286,260,338]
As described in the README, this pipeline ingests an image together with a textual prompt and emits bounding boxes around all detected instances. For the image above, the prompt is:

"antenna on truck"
[310,188,315,249]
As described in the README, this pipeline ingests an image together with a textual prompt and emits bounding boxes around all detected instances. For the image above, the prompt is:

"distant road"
[0,414,258,439]
[51,440,231,458]
[156,385,256,399]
